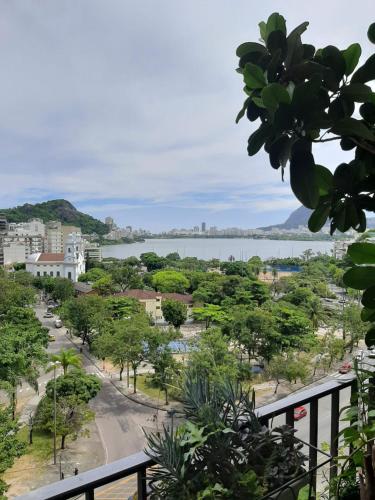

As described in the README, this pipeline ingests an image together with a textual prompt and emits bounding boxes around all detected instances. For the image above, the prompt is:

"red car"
[339,362,352,374]
[294,406,307,421]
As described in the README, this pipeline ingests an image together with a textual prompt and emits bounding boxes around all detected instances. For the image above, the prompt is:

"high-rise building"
[61,225,81,246]
[105,217,114,230]
[46,221,63,253]
[0,214,8,266]
[84,242,102,263]
[201,222,206,233]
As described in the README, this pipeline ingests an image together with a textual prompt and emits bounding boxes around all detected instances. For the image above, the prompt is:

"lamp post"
[50,360,61,465]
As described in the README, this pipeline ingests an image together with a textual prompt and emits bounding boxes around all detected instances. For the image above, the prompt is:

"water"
[101,238,333,261]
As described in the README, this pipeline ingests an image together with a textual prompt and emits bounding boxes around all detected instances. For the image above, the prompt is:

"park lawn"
[130,374,177,404]
[18,426,53,462]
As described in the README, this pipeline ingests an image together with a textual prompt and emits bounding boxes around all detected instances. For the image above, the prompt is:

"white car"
[54,319,63,328]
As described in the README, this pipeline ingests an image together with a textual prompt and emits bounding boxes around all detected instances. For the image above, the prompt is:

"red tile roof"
[116,289,193,304]
[37,253,65,262]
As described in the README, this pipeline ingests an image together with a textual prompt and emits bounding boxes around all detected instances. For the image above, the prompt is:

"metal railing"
[17,376,357,500]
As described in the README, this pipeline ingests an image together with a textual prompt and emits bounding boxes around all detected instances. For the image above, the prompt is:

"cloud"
[0,1,372,228]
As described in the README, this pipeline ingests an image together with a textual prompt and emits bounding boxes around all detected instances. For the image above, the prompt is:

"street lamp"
[50,360,61,465]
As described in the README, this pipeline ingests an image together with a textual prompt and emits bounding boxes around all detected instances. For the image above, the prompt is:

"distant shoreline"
[139,234,342,242]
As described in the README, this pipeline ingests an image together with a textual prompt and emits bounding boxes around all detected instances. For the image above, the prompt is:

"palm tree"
[50,348,82,375]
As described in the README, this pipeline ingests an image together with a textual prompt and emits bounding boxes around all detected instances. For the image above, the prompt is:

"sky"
[0,1,373,231]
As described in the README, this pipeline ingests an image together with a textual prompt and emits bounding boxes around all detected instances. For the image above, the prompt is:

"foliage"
[105,296,141,319]
[140,252,166,271]
[60,295,109,346]
[193,304,228,329]
[0,407,26,496]
[161,298,188,328]
[92,275,116,296]
[78,267,109,283]
[110,265,142,291]
[51,277,75,302]
[45,369,101,403]
[152,270,190,293]
[146,375,306,499]
[35,394,94,449]
[49,348,82,375]
[236,13,375,235]
[0,278,35,314]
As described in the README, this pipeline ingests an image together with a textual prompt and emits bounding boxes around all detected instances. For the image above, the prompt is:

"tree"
[106,296,141,319]
[342,304,367,351]
[0,312,48,418]
[268,353,311,393]
[220,261,253,277]
[35,394,94,449]
[140,252,166,271]
[0,407,25,496]
[152,270,190,293]
[49,349,82,375]
[78,267,109,283]
[92,275,116,296]
[193,304,228,329]
[236,12,375,236]
[189,328,239,384]
[0,277,35,314]
[93,313,152,392]
[51,277,75,302]
[45,369,101,403]
[111,265,142,291]
[161,299,187,328]
[13,270,34,287]
[60,295,109,346]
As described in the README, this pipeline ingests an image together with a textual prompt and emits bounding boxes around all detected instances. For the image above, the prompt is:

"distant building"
[26,233,85,282]
[105,217,114,230]
[3,241,26,265]
[0,214,8,266]
[46,221,64,253]
[333,240,353,260]
[62,225,81,245]
[115,289,193,324]
[201,222,206,233]
[84,242,102,262]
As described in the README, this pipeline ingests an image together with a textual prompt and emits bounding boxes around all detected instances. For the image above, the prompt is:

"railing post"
[85,490,95,500]
[137,466,147,500]
[330,390,340,480]
[286,408,294,428]
[309,399,318,490]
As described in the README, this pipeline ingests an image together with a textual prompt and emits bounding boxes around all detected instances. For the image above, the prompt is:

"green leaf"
[330,117,374,142]
[267,30,287,58]
[342,43,362,76]
[328,96,355,121]
[259,21,267,42]
[315,164,333,196]
[247,123,273,156]
[348,242,375,265]
[291,74,321,111]
[285,22,308,69]
[341,83,372,102]
[266,13,286,37]
[235,98,250,124]
[321,45,346,81]
[236,42,268,58]
[261,83,290,112]
[360,102,375,123]
[269,135,292,169]
[302,44,315,60]
[243,63,267,89]
[343,266,375,290]
[287,21,309,42]
[308,204,330,232]
[361,307,375,322]
[362,286,375,308]
[251,96,266,108]
[352,54,375,84]
[274,103,294,132]
[368,23,375,44]
[246,100,263,121]
[290,140,319,209]
[366,328,375,347]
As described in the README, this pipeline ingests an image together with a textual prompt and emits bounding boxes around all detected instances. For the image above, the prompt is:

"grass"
[130,374,177,404]
[17,426,53,462]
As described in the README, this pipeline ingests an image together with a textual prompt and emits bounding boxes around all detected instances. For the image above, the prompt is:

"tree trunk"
[61,435,66,449]
[133,367,137,394]
[165,387,169,405]
[119,365,123,381]
[127,362,130,387]
[11,389,17,420]
[274,380,279,394]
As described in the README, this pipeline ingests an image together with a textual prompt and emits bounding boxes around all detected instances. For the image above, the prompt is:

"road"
[29,303,157,464]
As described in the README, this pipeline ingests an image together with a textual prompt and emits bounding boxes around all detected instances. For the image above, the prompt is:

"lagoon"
[101,238,333,261]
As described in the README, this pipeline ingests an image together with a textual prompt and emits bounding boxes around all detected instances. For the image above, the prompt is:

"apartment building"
[84,242,102,262]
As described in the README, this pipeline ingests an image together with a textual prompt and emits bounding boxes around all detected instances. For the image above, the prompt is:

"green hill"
[0,199,108,235]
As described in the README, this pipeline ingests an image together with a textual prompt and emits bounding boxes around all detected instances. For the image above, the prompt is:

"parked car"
[48,334,56,342]
[54,319,62,328]
[355,350,365,361]
[339,362,352,374]
[294,406,307,421]
[43,311,53,318]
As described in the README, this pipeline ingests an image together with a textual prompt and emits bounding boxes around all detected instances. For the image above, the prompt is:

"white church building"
[26,233,85,282]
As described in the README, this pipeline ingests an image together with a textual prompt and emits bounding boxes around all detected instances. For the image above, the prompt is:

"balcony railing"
[17,375,357,500]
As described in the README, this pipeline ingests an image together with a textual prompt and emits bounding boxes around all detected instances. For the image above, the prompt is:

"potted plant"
[145,374,309,499]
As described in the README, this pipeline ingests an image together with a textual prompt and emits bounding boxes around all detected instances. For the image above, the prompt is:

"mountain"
[258,206,312,231]
[260,205,375,231]
[0,199,108,235]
